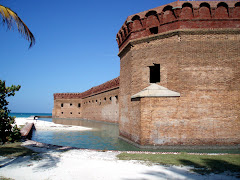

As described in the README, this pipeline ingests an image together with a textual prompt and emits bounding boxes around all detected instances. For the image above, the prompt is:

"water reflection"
[32,118,140,151]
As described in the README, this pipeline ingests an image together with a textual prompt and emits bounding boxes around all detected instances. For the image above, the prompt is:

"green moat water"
[10,113,238,153]
[32,118,141,151]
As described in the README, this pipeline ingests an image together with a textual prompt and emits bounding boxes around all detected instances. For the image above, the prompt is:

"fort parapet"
[53,1,240,149]
[117,1,240,51]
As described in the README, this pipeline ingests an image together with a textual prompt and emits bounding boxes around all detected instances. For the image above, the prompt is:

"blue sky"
[1,0,171,113]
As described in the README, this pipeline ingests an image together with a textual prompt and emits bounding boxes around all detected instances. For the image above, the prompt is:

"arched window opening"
[163,5,174,13]
[78,103,81,108]
[182,2,193,9]
[215,2,229,18]
[233,2,240,18]
[149,27,158,34]
[131,15,142,31]
[180,3,194,19]
[122,27,127,37]
[145,10,158,17]
[145,10,159,29]
[70,103,72,106]
[61,103,63,107]
[235,2,240,7]
[162,5,176,23]
[132,15,141,21]
[120,31,123,40]
[200,2,211,9]
[217,2,228,9]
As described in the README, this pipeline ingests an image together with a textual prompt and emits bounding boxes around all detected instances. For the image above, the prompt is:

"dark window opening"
[109,97,112,101]
[78,112,80,114]
[70,103,72,106]
[149,64,160,83]
[70,112,72,114]
[78,103,81,108]
[61,103,63,107]
[61,112,63,114]
[104,97,106,101]
[150,27,158,34]
[115,95,118,101]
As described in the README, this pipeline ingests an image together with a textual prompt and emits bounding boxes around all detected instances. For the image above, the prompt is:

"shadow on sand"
[0,141,76,171]
[123,158,240,180]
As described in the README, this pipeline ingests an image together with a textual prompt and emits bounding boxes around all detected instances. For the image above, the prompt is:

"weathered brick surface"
[117,1,240,51]
[52,78,119,123]
[53,1,240,148]
[119,31,240,146]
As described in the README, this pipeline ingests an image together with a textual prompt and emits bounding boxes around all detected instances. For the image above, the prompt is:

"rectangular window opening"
[150,27,158,35]
[149,64,160,83]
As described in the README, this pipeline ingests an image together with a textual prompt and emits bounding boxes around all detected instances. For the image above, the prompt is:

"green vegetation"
[0,80,21,144]
[0,176,14,180]
[0,142,35,158]
[117,153,240,175]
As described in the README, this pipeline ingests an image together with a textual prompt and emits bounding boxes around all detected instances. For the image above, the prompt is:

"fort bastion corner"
[53,1,240,149]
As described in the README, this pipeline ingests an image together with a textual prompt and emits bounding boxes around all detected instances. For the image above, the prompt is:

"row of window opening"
[83,95,118,105]
[60,95,118,107]
[61,112,81,115]
[61,103,81,108]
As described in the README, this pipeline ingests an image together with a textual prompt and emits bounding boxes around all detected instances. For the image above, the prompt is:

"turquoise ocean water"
[10,112,52,118]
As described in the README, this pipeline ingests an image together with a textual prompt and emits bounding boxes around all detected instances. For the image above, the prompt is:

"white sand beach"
[15,118,92,131]
[0,118,238,180]
[0,140,238,180]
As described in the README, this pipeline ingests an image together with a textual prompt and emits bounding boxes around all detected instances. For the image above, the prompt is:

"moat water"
[31,118,141,151]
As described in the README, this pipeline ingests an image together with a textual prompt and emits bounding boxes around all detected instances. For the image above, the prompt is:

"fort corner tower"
[117,1,240,148]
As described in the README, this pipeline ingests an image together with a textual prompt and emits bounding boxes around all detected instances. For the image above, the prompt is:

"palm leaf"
[0,5,35,48]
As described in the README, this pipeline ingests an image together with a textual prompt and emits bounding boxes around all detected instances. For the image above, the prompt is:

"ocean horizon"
[10,112,52,118]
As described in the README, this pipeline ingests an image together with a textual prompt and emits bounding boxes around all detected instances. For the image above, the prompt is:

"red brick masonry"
[54,77,119,100]
[117,1,240,51]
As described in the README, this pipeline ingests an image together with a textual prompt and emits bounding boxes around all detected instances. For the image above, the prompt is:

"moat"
[32,118,141,151]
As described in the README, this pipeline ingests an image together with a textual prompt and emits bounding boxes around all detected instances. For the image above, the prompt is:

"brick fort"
[53,1,240,149]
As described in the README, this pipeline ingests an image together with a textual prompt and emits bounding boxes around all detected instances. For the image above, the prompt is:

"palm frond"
[0,5,35,48]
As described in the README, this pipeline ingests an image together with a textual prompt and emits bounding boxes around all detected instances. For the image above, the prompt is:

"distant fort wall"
[53,77,119,124]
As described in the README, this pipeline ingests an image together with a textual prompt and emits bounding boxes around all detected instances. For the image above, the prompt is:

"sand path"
[0,118,237,179]
[0,140,238,180]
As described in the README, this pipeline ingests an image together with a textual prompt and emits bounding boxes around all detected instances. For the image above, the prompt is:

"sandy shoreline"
[0,140,238,180]
[15,118,92,131]
[0,118,237,179]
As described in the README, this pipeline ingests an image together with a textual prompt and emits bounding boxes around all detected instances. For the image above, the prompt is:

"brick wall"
[117,1,240,51]
[119,30,240,146]
[52,77,119,123]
